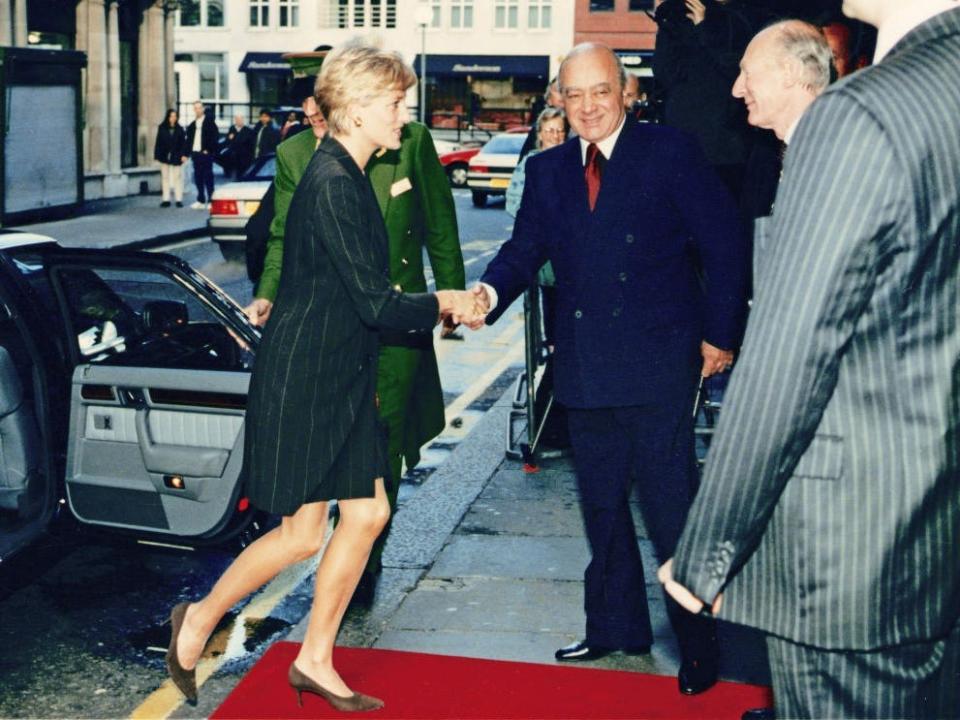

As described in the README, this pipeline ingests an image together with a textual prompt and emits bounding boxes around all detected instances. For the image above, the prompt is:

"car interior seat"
[0,345,41,515]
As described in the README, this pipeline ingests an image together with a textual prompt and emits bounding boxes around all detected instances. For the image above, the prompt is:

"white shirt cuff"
[480,282,499,312]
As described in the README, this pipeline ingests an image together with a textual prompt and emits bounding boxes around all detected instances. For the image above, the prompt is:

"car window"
[6,249,59,317]
[481,135,525,155]
[242,156,276,181]
[53,266,251,372]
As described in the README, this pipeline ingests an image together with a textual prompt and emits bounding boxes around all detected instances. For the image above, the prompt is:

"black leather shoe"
[678,657,718,695]
[741,708,775,720]
[554,640,651,662]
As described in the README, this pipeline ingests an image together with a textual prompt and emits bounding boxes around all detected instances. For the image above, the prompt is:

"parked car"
[208,154,276,261]
[467,132,527,207]
[438,145,481,188]
[0,230,265,565]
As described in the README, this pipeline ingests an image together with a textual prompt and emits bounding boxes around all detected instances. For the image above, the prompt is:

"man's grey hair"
[558,43,627,93]
[543,77,559,103]
[771,20,833,93]
[536,106,565,131]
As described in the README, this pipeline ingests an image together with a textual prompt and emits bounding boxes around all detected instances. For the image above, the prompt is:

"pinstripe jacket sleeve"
[316,174,440,332]
[672,88,908,603]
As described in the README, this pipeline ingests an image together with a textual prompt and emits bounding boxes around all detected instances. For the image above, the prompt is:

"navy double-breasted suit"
[482,117,749,656]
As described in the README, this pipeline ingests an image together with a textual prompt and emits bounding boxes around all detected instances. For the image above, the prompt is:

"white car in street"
[207,154,276,261]
[467,132,526,208]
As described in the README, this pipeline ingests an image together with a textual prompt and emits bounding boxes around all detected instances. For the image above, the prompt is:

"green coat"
[255,123,464,470]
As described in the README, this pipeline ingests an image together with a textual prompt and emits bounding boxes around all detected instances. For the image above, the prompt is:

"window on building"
[206,0,224,26]
[385,0,397,27]
[371,0,382,26]
[450,0,474,28]
[528,0,551,29]
[279,0,299,26]
[590,0,615,11]
[495,0,518,28]
[250,0,270,27]
[198,53,228,105]
[354,0,367,26]
[178,0,200,26]
[628,0,655,9]
[320,0,394,29]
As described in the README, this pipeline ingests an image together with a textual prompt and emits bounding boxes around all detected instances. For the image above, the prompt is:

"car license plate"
[490,178,510,189]
[244,201,261,215]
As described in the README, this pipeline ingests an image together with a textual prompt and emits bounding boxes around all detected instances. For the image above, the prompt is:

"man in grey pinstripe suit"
[659,1,960,717]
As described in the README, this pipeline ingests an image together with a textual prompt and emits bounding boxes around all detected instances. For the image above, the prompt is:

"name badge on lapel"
[390,177,413,197]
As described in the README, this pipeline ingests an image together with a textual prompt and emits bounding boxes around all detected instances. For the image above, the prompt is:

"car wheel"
[448,163,468,188]
[472,191,487,208]
[216,241,245,263]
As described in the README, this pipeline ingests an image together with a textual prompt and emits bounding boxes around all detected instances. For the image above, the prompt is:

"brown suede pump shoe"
[288,662,383,712]
[165,602,198,705]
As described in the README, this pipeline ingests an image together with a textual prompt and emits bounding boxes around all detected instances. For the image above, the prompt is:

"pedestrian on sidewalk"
[184,101,218,209]
[153,109,187,208]
[163,43,479,713]
[472,42,749,696]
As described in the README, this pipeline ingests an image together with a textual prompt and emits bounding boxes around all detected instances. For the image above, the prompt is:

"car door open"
[44,251,260,541]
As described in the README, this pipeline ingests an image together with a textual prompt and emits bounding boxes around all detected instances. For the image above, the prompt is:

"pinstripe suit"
[673,9,960,718]
[242,136,439,516]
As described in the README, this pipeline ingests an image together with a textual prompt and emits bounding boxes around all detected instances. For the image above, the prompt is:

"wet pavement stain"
[242,616,292,652]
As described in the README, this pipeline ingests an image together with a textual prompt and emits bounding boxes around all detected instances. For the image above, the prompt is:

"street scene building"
[174,0,574,128]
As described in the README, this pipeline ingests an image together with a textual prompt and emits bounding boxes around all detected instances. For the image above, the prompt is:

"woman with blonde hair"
[164,43,478,712]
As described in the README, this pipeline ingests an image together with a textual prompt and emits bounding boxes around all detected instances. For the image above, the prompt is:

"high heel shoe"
[165,602,198,705]
[287,662,383,712]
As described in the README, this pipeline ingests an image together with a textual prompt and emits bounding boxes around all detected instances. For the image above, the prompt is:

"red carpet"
[211,642,772,719]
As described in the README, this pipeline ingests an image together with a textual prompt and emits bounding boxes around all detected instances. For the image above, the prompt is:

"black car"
[0,231,264,563]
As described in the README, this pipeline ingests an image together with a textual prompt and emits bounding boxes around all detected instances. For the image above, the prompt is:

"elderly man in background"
[736,20,833,228]
[660,0,960,717]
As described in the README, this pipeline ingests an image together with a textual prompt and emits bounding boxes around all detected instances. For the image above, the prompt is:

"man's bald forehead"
[559,43,625,90]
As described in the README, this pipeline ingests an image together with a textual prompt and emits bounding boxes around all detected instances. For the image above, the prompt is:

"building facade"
[574,0,659,79]
[173,0,575,129]
[2,0,176,200]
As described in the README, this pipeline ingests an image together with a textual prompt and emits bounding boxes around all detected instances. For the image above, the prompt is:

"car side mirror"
[142,300,188,333]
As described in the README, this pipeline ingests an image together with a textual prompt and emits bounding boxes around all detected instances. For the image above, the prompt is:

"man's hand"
[685,0,706,25]
[436,289,487,328]
[657,558,723,615]
[701,341,733,378]
[244,298,274,327]
[463,284,491,330]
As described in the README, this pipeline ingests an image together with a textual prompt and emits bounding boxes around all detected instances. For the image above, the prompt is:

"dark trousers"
[766,620,960,719]
[191,152,214,203]
[567,400,717,661]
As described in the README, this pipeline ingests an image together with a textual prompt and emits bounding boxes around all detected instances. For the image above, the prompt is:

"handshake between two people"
[435,285,491,333]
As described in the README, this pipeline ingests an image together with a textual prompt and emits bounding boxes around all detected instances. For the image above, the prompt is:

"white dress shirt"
[192,118,203,152]
[482,113,628,313]
[874,0,959,62]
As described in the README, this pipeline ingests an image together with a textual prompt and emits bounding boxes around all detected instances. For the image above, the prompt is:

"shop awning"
[412,54,549,79]
[239,52,290,75]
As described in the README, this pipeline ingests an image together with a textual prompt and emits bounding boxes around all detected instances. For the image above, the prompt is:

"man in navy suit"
[473,43,749,695]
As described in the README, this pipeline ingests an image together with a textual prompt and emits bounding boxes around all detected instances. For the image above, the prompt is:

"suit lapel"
[557,139,591,237]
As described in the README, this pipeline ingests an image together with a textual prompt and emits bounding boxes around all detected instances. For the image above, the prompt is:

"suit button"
[625,234,634,243]
[401,257,409,265]
[612,308,621,317]
[619,272,627,282]
[393,283,402,291]
[574,310,583,319]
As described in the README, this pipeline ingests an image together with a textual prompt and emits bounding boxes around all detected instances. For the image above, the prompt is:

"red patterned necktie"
[585,142,602,211]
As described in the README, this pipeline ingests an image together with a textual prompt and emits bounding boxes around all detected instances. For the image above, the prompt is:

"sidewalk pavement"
[7,181,214,251]
[291,385,772,691]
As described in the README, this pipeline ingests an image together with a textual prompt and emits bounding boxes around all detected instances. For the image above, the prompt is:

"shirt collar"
[783,116,802,146]
[874,1,959,62]
[579,114,627,164]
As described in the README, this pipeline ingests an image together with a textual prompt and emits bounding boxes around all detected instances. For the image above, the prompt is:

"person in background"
[153,108,186,208]
[280,110,302,140]
[652,0,766,197]
[736,20,833,229]
[183,101,218,209]
[225,114,255,178]
[519,77,565,161]
[660,2,960,717]
[254,108,280,160]
[622,73,640,111]
[505,108,566,218]
[163,43,479,713]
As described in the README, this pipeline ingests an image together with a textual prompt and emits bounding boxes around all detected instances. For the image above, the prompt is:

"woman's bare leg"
[175,501,329,670]
[293,479,390,696]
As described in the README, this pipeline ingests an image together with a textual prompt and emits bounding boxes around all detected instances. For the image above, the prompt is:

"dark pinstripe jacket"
[673,9,960,651]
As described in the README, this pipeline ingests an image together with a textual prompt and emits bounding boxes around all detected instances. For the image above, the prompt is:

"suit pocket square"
[792,434,843,480]
[390,177,413,197]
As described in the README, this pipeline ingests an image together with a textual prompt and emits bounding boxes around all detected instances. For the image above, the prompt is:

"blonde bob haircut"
[314,42,417,135]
